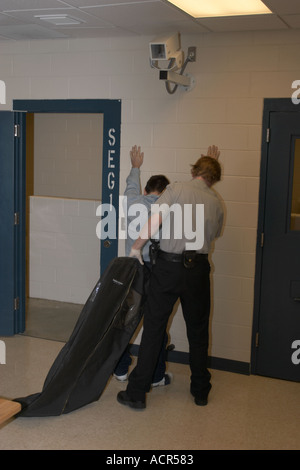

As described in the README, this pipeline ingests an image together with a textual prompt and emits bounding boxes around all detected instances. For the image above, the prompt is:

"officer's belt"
[158,250,208,263]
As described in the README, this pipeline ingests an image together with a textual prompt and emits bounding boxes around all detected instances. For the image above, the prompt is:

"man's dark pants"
[127,254,211,401]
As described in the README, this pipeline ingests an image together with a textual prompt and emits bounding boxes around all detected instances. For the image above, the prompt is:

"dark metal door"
[253,105,300,382]
[0,111,25,335]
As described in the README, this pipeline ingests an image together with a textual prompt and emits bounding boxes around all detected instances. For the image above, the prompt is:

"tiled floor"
[1,332,299,450]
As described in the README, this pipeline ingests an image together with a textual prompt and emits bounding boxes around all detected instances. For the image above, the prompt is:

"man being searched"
[113,145,171,387]
[117,145,224,409]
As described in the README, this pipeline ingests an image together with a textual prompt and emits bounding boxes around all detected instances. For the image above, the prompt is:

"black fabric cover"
[15,257,144,417]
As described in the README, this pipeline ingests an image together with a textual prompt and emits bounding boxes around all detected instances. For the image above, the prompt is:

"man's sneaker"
[151,373,172,387]
[113,373,128,382]
[117,391,146,410]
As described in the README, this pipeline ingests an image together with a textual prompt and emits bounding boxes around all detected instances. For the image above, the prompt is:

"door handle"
[103,240,111,248]
[293,298,300,302]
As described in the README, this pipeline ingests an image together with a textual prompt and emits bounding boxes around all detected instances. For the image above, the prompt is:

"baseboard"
[129,344,250,376]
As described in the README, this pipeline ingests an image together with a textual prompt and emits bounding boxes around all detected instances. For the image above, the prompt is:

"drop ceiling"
[0,0,299,41]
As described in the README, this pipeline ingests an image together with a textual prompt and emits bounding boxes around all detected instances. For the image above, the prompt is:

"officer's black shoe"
[191,383,211,406]
[117,391,146,410]
[193,395,208,406]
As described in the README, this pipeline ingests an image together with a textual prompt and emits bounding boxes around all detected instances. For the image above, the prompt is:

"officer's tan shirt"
[152,178,224,254]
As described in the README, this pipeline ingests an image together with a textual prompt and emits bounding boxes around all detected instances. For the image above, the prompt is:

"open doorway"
[0,99,121,337]
[25,112,104,341]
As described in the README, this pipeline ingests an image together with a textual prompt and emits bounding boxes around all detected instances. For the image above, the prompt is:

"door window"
[290,138,300,230]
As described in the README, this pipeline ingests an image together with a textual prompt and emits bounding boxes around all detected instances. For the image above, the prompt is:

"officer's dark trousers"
[127,254,211,401]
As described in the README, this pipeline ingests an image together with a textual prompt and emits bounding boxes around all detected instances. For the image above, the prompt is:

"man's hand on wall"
[130,145,144,168]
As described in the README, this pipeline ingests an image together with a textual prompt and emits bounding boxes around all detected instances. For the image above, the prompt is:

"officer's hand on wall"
[202,145,220,160]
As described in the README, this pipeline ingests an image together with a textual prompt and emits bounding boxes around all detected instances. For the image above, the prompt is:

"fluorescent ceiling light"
[35,15,84,26]
[167,0,272,18]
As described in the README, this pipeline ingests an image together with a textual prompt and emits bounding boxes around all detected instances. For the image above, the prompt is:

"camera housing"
[149,33,181,61]
[149,32,196,93]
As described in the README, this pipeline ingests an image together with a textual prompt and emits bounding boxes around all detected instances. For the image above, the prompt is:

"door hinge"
[14,124,20,137]
[14,297,20,310]
[260,232,264,247]
[266,128,270,143]
[255,332,259,347]
[14,212,20,225]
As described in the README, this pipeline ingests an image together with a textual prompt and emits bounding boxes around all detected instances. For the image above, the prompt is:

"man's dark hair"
[145,175,170,195]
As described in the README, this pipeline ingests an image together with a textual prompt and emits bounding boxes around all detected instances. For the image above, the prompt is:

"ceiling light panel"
[168,0,272,17]
[35,14,84,25]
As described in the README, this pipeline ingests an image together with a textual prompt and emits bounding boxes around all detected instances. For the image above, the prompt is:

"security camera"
[149,32,196,94]
[149,32,181,61]
[149,32,184,71]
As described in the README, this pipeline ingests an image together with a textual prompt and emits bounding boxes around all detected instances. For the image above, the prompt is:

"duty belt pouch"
[149,239,160,265]
[183,251,197,269]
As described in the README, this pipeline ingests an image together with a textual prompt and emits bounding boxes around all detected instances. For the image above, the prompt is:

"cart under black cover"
[15,257,144,417]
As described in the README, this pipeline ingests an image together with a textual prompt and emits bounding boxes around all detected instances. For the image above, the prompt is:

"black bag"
[15,257,144,417]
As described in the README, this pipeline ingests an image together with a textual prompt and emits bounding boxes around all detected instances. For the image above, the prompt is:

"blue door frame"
[0,99,121,335]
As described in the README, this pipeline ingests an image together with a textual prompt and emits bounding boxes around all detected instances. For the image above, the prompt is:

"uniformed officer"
[117,145,224,409]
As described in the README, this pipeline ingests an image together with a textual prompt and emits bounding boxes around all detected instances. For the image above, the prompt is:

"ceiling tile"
[79,2,188,28]
[3,8,113,28]
[61,0,157,5]
[0,0,69,10]
[196,14,288,32]
[262,0,300,15]
[130,20,208,35]
[0,12,25,25]
[55,26,134,38]
[281,14,300,28]
[0,23,67,39]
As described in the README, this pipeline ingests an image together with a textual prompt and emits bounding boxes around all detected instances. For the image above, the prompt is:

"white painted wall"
[1,29,300,363]
[29,196,100,304]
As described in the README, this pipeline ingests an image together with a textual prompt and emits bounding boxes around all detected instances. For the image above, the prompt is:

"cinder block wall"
[1,29,300,363]
[29,196,100,304]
